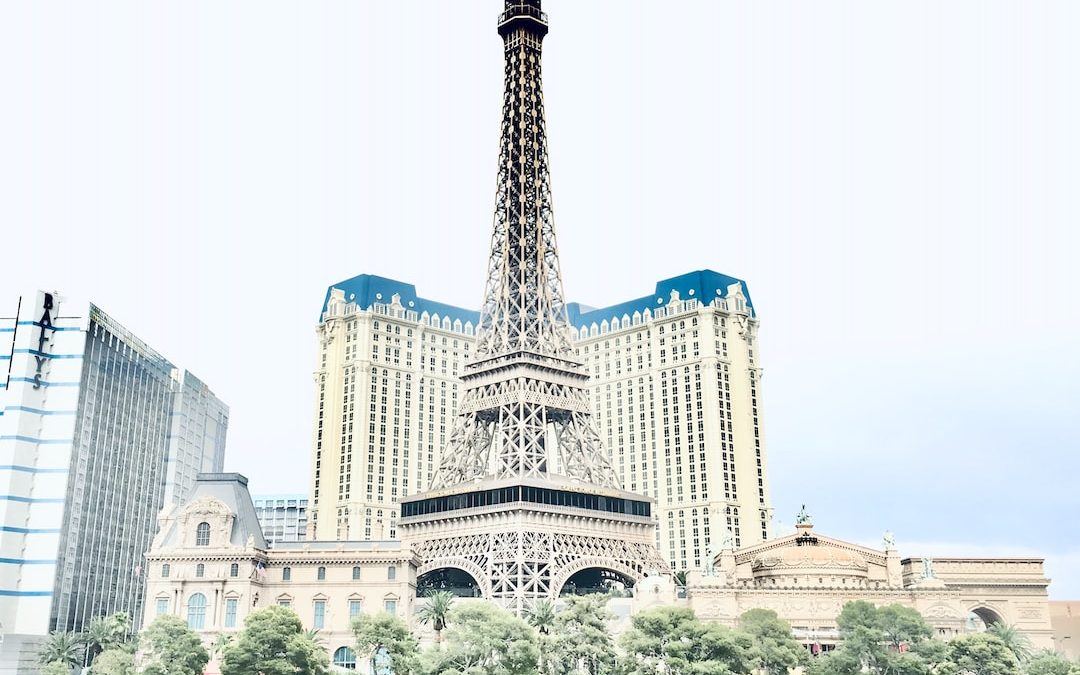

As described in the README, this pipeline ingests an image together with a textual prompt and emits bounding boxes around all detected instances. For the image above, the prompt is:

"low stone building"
[686,511,1055,651]
[143,474,417,670]
[1050,601,1080,659]
[144,477,1057,669]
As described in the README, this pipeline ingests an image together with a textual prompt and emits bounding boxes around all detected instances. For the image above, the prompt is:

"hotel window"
[278,598,292,608]
[384,599,398,614]
[313,600,326,629]
[187,593,207,630]
[349,600,362,619]
[387,566,397,580]
[318,566,327,581]
[334,647,357,670]
[195,564,205,578]
[155,598,168,616]
[161,564,171,578]
[352,566,361,580]
[224,598,238,628]
[230,563,239,578]
[195,522,210,546]
[282,567,292,581]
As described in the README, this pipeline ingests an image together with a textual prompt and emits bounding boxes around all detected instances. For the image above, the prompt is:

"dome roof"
[751,539,869,577]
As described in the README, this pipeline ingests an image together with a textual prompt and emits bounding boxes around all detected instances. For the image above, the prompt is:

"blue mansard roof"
[565,270,755,328]
[321,269,753,327]
[322,274,480,325]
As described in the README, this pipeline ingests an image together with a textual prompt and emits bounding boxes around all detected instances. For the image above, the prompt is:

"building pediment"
[736,528,885,566]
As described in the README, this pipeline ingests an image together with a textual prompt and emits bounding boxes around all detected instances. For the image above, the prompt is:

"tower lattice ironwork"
[429,0,617,491]
[401,0,668,611]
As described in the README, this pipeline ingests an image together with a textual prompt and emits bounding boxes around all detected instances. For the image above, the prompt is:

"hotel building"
[306,271,772,572]
[0,291,227,672]
[253,494,309,544]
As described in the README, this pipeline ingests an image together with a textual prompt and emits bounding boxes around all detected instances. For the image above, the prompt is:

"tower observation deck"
[399,0,668,610]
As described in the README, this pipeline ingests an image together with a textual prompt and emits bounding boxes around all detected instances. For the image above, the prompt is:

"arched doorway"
[558,567,636,597]
[966,606,1005,632]
[417,567,484,597]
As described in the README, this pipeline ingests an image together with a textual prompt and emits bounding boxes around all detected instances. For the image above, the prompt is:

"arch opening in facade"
[416,566,484,598]
[966,606,1005,632]
[558,567,636,597]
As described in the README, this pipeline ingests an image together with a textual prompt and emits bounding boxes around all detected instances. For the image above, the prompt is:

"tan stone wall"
[1050,601,1080,659]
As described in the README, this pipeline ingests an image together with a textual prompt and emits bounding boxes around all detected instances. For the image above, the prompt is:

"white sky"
[2,1,1077,597]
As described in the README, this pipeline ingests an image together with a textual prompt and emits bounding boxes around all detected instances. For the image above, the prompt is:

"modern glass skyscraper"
[252,494,309,544]
[306,271,771,573]
[0,291,228,671]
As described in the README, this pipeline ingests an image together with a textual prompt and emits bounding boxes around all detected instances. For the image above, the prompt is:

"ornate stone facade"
[143,475,418,671]
[686,518,1055,651]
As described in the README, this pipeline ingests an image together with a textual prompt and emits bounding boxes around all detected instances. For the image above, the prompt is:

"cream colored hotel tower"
[306,270,772,573]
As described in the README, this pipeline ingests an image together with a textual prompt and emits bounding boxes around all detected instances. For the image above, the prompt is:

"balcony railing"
[498,4,548,27]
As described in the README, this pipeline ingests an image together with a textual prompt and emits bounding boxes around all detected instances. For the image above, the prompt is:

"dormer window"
[196,522,211,547]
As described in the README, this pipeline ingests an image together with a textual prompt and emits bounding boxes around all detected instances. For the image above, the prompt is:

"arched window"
[187,593,207,629]
[230,563,239,578]
[195,522,210,546]
[161,563,170,578]
[282,567,291,581]
[333,646,357,669]
[195,563,205,578]
[317,566,327,581]
[352,566,361,580]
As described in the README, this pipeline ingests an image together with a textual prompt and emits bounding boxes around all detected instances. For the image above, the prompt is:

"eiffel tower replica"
[399,0,668,611]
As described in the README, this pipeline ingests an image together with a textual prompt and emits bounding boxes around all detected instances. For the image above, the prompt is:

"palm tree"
[524,599,557,635]
[82,614,127,666]
[986,622,1033,663]
[38,631,82,668]
[416,590,455,645]
[525,598,558,675]
[303,628,326,647]
[211,633,235,660]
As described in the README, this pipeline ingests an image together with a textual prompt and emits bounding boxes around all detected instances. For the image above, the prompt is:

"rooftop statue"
[795,504,812,526]
[883,530,896,551]
[720,527,735,550]
[922,557,937,579]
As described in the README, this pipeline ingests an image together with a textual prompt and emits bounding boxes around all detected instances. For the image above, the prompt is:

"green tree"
[426,602,539,675]
[210,632,235,661]
[140,614,210,675]
[693,622,757,675]
[353,612,421,675]
[417,590,456,645]
[548,594,617,675]
[1024,650,1080,675]
[877,606,932,650]
[83,612,132,667]
[38,631,83,668]
[220,605,329,675]
[524,598,557,635]
[39,663,71,675]
[987,624,1034,664]
[940,634,1020,675]
[619,606,754,675]
[738,608,809,675]
[806,649,863,675]
[89,648,135,675]
[833,601,935,675]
